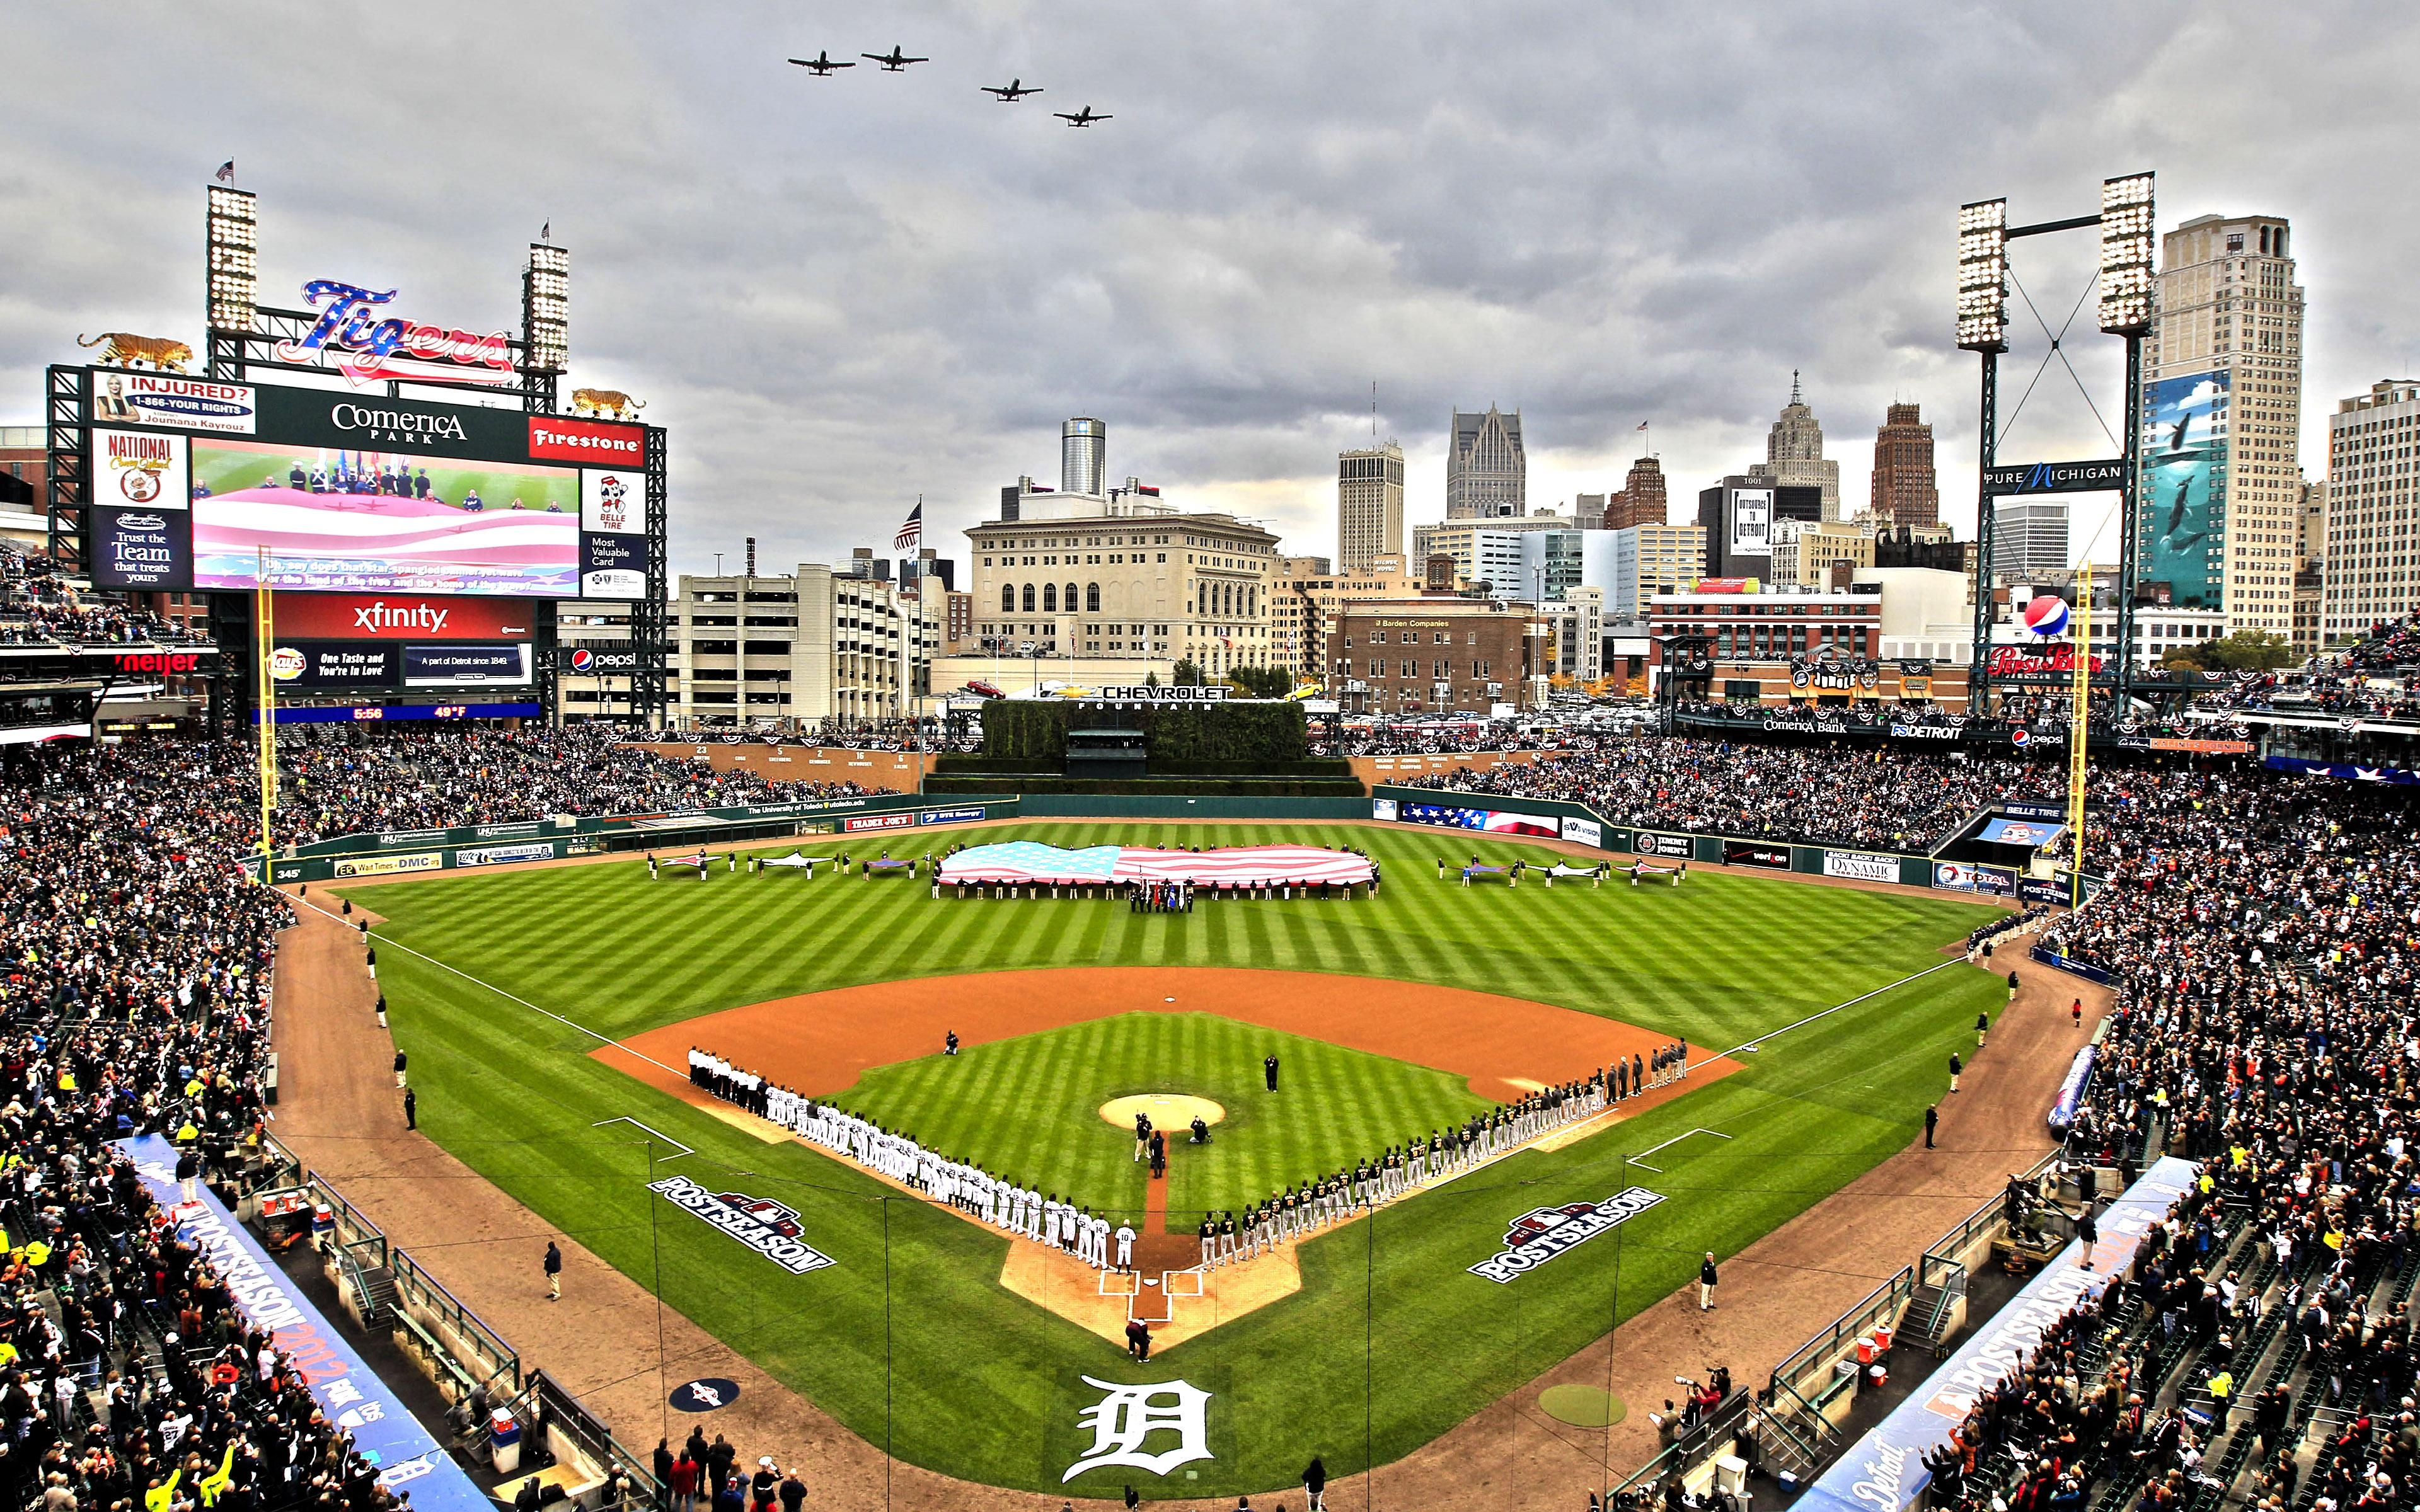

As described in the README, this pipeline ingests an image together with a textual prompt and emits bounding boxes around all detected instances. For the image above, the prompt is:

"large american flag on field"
[938,842,1373,887]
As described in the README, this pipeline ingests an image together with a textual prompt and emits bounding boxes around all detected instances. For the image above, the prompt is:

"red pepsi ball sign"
[2019,595,2071,638]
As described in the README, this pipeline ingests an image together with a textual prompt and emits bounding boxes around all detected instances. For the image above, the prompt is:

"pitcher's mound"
[1100,1093,1226,1129]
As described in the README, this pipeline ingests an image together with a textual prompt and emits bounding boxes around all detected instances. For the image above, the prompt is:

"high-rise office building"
[1996,501,2071,577]
[1337,442,1405,573]
[1446,405,1526,518]
[2140,214,2303,633]
[1748,373,1842,520]
[2299,478,2328,571]
[2323,380,2420,641]
[1061,418,1107,497]
[1604,455,1668,530]
[1869,403,1940,527]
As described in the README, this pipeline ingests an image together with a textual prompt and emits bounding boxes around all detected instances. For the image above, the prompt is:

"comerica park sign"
[1982,459,2124,496]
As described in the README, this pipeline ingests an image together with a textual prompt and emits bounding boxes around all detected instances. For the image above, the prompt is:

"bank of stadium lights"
[2097,171,2156,336]
[523,243,568,374]
[1956,198,2008,353]
[205,185,258,333]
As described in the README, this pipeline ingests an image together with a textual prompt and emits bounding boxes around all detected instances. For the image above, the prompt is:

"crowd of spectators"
[0,735,422,1512]
[268,726,873,845]
[0,546,188,646]
[1398,735,2063,852]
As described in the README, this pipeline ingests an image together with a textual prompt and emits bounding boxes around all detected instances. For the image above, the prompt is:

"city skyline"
[3,3,2413,580]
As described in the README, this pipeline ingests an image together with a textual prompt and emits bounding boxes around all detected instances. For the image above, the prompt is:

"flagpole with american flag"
[894,496,923,553]
[214,160,235,185]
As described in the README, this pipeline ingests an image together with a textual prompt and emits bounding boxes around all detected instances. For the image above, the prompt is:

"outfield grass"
[351,822,2005,1496]
[844,1011,1495,1220]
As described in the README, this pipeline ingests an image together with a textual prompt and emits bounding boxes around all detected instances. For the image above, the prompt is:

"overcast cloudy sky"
[6,2,2413,576]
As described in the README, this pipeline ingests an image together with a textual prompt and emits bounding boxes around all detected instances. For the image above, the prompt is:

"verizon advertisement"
[270,594,538,641]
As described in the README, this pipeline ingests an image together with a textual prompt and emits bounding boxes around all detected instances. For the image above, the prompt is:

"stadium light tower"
[522,242,569,415]
[205,186,258,380]
[1959,174,2153,716]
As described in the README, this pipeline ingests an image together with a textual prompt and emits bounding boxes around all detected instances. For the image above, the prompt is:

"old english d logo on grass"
[1468,1186,1665,1285]
[648,1176,835,1274]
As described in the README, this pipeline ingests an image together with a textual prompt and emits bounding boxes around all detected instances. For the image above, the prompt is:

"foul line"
[592,1117,694,1159]
[280,891,686,1080]
[1701,957,1969,1069]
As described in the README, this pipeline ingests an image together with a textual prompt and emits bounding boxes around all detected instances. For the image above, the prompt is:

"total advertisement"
[271,642,397,689]
[93,428,190,508]
[2139,369,2228,610]
[403,644,531,688]
[1727,487,1773,558]
[113,1135,490,1512]
[90,507,192,590]
[79,375,654,603]
[274,594,537,641]
[580,531,647,600]
[1722,841,1790,870]
[1823,850,1900,883]
[333,851,444,877]
[89,369,257,435]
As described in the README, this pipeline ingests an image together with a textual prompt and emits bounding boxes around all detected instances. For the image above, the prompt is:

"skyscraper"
[1446,406,1526,518]
[2140,214,2303,634]
[1869,403,1940,527]
[2323,381,2420,641]
[1061,418,1107,497]
[1748,372,1842,520]
[1603,455,1668,530]
[1996,501,2071,577]
[1336,441,1405,573]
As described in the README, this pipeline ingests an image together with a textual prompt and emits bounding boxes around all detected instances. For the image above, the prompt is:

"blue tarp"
[1791,1155,2199,1512]
[1979,817,2067,849]
[115,1136,491,1512]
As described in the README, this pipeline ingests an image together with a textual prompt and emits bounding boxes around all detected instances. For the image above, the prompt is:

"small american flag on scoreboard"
[893,501,923,553]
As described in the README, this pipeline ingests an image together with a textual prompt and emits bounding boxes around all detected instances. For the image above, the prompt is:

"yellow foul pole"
[2066,564,2091,909]
[256,548,276,867]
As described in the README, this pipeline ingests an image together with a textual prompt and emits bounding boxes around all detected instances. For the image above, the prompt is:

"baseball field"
[347,821,2005,1496]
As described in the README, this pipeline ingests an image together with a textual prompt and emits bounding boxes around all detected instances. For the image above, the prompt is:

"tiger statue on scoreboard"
[78,333,195,373]
[571,387,646,421]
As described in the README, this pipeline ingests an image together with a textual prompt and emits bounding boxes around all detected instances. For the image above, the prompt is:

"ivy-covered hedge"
[978,700,1309,769]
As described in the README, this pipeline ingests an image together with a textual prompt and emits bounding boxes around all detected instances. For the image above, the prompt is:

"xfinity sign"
[1982,459,2124,496]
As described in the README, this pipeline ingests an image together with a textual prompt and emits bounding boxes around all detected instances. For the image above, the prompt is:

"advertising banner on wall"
[581,468,650,534]
[271,642,398,689]
[1635,831,1693,859]
[1933,862,1979,891]
[403,644,531,687]
[580,532,647,599]
[1722,841,1790,869]
[272,593,538,641]
[1727,487,1773,558]
[1823,850,1899,883]
[2139,370,2229,610]
[93,428,190,509]
[89,369,257,435]
[333,851,444,877]
[1560,816,1603,848]
[89,507,193,590]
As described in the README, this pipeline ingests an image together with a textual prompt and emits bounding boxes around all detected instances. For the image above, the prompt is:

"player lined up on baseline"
[685,1038,1692,1271]
[1197,1043,1692,1269]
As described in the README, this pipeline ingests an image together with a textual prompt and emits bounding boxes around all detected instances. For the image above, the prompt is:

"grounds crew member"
[544,1239,563,1300]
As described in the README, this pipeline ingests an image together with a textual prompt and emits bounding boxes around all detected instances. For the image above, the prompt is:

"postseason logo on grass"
[648,1176,836,1275]
[1468,1186,1664,1285]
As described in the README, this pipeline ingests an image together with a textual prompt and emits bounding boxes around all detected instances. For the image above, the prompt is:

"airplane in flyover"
[862,45,928,71]
[1054,105,1112,127]
[787,51,854,76]
[981,78,1043,100]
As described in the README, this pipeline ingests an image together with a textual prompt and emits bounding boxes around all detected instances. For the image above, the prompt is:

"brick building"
[1327,598,1538,714]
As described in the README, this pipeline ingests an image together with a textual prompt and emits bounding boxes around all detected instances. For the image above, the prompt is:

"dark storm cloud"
[3,2,2411,572]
